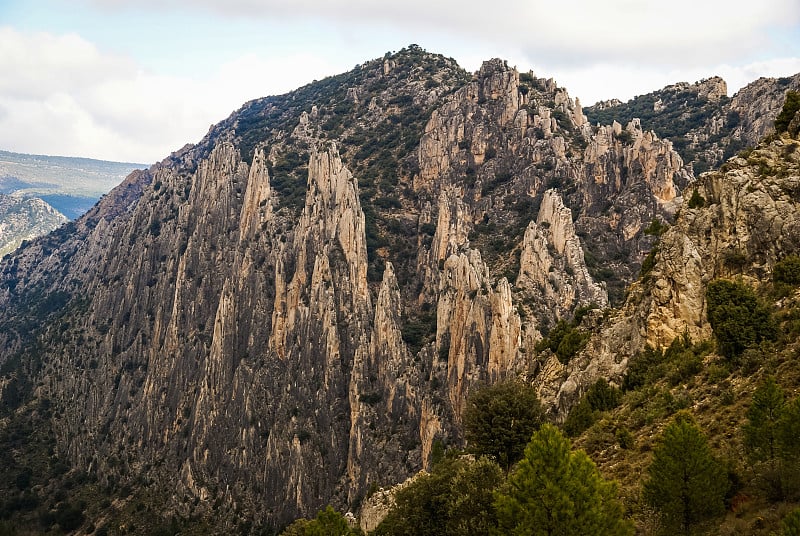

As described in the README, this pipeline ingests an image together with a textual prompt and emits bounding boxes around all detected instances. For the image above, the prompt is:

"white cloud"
[3,0,800,162]
[87,0,800,67]
[0,27,346,162]
[545,57,800,106]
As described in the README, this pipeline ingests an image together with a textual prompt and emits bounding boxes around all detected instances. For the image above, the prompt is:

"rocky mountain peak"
[1,46,799,533]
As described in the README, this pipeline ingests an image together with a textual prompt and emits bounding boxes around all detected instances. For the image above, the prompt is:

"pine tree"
[776,90,800,136]
[643,413,728,535]
[462,380,544,472]
[782,508,800,536]
[743,377,785,464]
[494,424,633,536]
[373,457,503,536]
[705,279,775,360]
[778,397,800,499]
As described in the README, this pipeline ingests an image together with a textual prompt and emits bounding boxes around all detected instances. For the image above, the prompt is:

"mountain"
[584,74,800,173]
[0,193,67,257]
[0,45,798,533]
[0,149,145,219]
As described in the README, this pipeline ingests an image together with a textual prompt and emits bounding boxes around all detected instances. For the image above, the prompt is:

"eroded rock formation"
[0,46,796,531]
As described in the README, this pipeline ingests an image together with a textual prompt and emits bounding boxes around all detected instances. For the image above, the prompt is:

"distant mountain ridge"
[0,149,145,218]
[584,74,800,173]
[0,193,67,257]
[0,149,144,255]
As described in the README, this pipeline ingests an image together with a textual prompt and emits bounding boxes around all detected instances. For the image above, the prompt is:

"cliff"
[585,74,800,173]
[0,46,797,533]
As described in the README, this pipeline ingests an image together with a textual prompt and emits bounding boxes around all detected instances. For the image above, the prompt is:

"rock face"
[517,189,607,323]
[585,74,800,173]
[0,194,67,257]
[0,45,796,531]
[543,127,800,422]
[640,136,800,347]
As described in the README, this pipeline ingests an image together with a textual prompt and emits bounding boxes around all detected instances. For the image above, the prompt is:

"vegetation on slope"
[342,271,800,535]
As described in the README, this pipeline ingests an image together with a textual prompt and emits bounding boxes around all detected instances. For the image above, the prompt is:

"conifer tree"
[644,413,727,535]
[776,90,800,136]
[782,508,800,536]
[778,397,800,499]
[743,377,785,465]
[462,380,544,472]
[494,424,633,536]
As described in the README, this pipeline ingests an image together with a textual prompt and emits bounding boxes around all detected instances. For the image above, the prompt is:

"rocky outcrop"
[0,194,67,257]
[542,129,800,422]
[640,136,800,346]
[517,189,607,321]
[1,46,797,532]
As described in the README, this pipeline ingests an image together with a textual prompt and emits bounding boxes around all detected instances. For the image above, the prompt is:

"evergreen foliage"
[774,255,800,286]
[564,397,596,438]
[623,335,711,391]
[374,457,503,536]
[743,377,785,464]
[462,380,544,472]
[775,91,800,136]
[586,378,622,411]
[279,506,362,536]
[494,424,633,535]
[783,508,800,536]
[742,380,800,500]
[643,414,728,535]
[687,189,706,209]
[564,378,622,437]
[535,304,596,365]
[779,397,800,460]
[705,279,776,360]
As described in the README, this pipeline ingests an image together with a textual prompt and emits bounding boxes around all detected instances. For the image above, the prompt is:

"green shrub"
[358,392,382,405]
[643,218,668,236]
[556,330,590,365]
[536,306,596,365]
[281,506,363,535]
[463,380,544,472]
[783,508,800,536]
[615,426,634,449]
[615,130,633,144]
[564,398,596,437]
[774,255,800,285]
[586,379,622,411]
[623,336,711,391]
[374,457,503,536]
[688,189,706,209]
[776,91,800,136]
[640,247,658,280]
[706,279,776,360]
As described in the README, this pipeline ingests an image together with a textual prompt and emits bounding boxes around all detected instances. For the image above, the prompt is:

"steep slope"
[0,193,67,257]
[0,46,785,532]
[544,111,800,422]
[571,122,800,535]
[586,74,800,173]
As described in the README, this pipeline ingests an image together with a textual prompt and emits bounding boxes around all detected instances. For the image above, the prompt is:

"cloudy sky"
[2,0,800,164]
